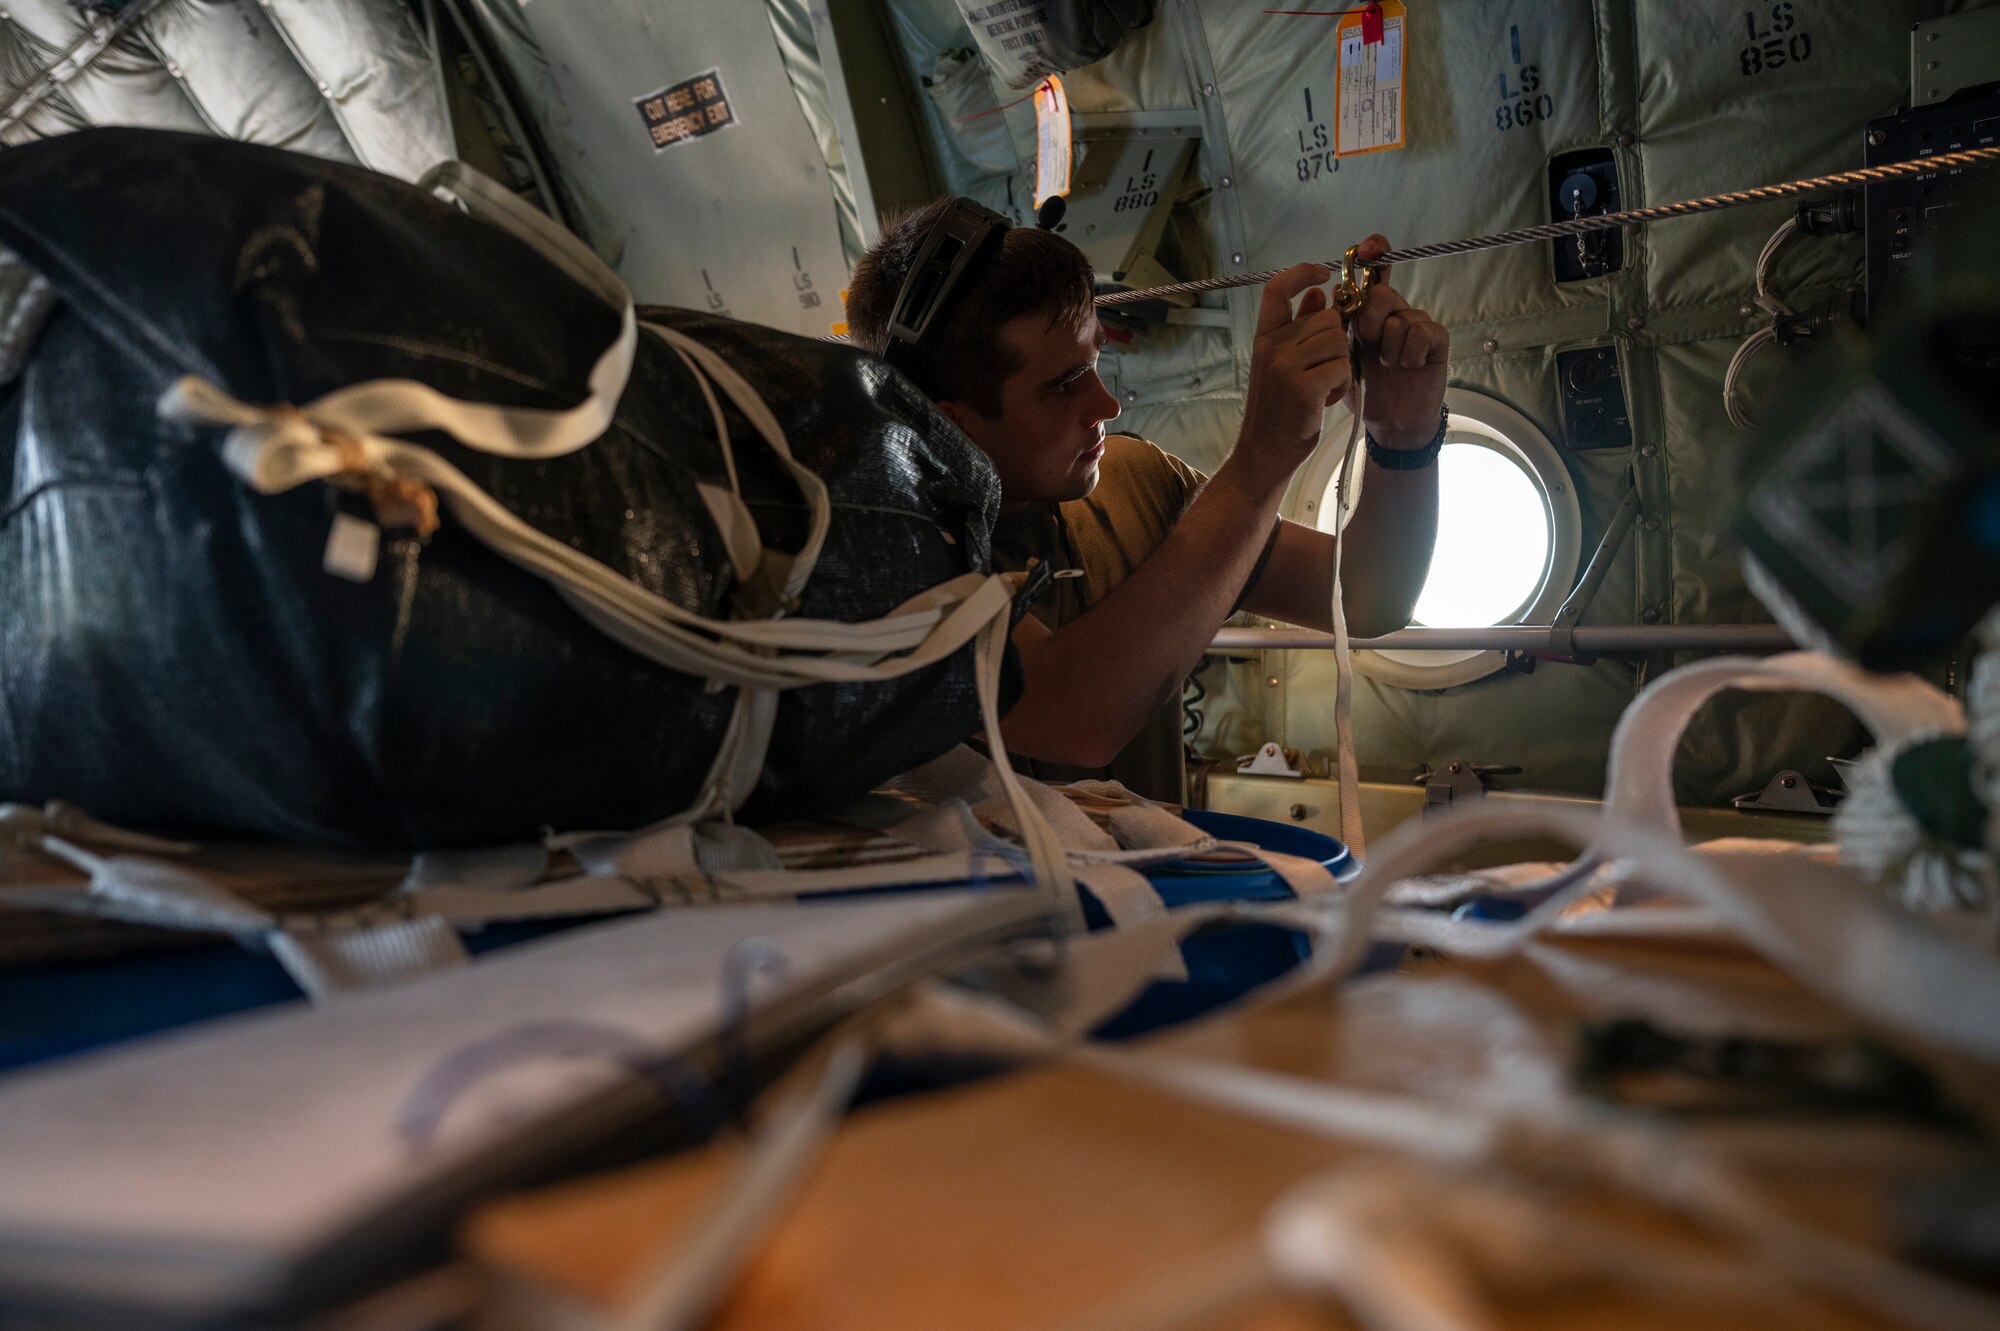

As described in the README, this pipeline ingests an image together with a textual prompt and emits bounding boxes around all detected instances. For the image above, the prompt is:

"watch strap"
[1365,404,1448,471]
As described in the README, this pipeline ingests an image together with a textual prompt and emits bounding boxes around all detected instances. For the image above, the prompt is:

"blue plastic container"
[1084,808,1362,1039]
[0,810,1363,1071]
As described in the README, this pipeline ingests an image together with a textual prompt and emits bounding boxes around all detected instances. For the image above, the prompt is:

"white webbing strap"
[973,615,1085,931]
[0,801,193,856]
[975,775,1120,854]
[21,834,469,998]
[653,324,831,601]
[162,375,1011,694]
[607,1032,872,1331]
[1238,845,1341,897]
[1104,802,1210,851]
[1601,652,1963,844]
[1071,862,1168,926]
[1326,397,1367,858]
[268,917,469,1003]
[1328,798,2000,1062]
[171,168,638,473]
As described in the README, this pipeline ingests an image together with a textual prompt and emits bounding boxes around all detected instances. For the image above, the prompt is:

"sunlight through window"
[1411,443,1551,628]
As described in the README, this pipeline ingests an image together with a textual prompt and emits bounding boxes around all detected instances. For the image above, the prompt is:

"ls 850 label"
[1741,3,1813,76]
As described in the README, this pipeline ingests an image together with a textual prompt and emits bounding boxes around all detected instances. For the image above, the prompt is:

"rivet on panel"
[1232,252,1244,264]
[1202,82,1216,96]
[1265,675,1281,688]
[1641,608,1662,624]
[1625,315,1645,332]
[1220,176,1233,188]
[1125,390,1138,402]
[1642,517,1661,533]
[1738,303,1754,318]
[1640,444,1657,458]
[1616,132,1634,148]
[1288,804,1308,821]
[1481,337,1499,353]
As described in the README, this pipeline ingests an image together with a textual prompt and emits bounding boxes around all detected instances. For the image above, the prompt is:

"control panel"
[1863,87,2000,317]
[1555,345,1633,452]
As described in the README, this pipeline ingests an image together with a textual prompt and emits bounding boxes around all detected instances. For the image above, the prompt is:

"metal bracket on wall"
[807,0,944,245]
[1065,113,1202,315]
[1417,760,1522,816]
[1913,9,2000,106]
[1164,0,1257,377]
[1548,478,1642,657]
[431,0,573,231]
[1731,770,1840,815]
[1236,741,1306,779]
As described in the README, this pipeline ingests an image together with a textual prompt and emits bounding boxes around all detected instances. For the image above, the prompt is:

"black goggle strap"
[884,200,1009,370]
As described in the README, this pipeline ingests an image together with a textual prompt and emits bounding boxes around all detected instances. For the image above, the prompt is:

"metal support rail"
[1211,624,1798,654]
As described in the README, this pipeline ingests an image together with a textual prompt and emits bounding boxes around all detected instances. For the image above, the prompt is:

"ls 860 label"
[1494,24,1555,134]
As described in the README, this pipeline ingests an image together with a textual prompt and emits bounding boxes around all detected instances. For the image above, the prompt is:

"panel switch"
[1556,345,1633,452]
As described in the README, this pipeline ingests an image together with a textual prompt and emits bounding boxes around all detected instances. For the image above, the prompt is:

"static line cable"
[1095,143,2000,307]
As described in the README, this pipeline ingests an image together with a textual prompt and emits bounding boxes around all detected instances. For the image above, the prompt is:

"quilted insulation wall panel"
[0,0,450,181]
[485,0,858,338]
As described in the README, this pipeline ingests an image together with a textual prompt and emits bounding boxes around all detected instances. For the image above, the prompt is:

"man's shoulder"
[1094,433,1206,500]
[1100,431,1175,471]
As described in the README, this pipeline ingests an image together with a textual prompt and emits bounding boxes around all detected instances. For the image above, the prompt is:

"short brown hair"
[846,198,1095,416]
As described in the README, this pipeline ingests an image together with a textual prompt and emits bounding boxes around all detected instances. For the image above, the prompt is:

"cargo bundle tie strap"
[154,160,1082,929]
[1095,143,2000,307]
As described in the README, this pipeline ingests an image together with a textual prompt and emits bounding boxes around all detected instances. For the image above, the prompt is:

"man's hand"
[1232,261,1354,494]
[1347,234,1451,451]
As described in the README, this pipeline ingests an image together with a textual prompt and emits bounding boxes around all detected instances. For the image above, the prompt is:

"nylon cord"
[1095,143,2000,307]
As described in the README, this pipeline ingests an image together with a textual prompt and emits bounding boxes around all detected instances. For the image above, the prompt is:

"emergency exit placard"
[1335,1,1406,157]
[635,68,735,153]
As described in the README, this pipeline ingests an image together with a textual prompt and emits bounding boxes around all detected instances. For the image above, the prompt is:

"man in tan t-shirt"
[846,199,1447,803]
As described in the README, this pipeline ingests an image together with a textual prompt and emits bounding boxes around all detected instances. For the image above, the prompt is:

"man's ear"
[934,397,982,439]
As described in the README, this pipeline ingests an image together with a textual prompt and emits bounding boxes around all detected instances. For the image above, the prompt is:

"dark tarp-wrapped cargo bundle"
[0,129,1009,849]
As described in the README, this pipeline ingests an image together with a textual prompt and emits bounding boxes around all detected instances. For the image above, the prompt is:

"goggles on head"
[882,198,1012,377]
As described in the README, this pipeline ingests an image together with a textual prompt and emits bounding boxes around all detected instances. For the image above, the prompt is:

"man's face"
[937,311,1122,512]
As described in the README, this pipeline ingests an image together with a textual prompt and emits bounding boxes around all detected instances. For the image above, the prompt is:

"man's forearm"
[1336,452,1438,636]
[998,457,1286,768]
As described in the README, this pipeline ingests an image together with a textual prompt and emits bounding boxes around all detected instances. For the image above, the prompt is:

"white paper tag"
[323,512,381,583]
[1336,8,1406,157]
[1034,75,1071,207]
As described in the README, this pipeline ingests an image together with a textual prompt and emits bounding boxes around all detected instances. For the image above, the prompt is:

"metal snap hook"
[1334,244,1375,316]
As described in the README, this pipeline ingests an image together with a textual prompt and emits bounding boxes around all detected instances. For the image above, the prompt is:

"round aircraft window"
[1289,387,1582,689]
[1411,441,1550,628]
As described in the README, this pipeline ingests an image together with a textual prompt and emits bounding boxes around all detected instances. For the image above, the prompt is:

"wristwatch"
[1365,403,1448,470]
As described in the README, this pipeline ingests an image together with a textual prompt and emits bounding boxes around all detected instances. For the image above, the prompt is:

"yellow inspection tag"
[1033,75,1072,206]
[1335,1,1406,157]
